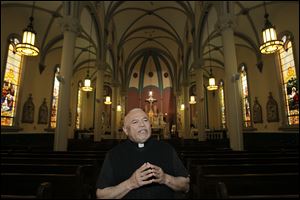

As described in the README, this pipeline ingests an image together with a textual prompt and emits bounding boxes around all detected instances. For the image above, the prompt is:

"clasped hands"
[128,162,166,189]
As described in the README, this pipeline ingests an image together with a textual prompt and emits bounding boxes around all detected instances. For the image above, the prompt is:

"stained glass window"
[1,38,23,126]
[75,81,82,129]
[50,66,60,128]
[219,80,226,129]
[240,65,252,127]
[278,36,299,125]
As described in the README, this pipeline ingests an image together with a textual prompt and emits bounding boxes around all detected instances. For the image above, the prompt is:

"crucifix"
[145,91,156,123]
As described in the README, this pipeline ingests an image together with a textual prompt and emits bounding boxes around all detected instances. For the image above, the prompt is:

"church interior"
[1,1,299,199]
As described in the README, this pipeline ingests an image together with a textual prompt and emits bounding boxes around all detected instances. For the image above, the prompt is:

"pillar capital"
[191,59,204,69]
[59,16,81,34]
[111,81,121,88]
[120,89,127,97]
[97,62,110,71]
[182,80,189,87]
[216,15,236,33]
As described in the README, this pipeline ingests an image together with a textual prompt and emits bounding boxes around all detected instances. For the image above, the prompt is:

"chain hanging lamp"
[259,2,283,54]
[207,69,218,91]
[104,96,112,105]
[81,15,93,92]
[189,95,196,104]
[205,12,218,91]
[16,1,39,56]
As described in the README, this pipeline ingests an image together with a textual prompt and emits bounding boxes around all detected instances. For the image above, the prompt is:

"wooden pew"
[2,163,86,174]
[185,156,298,173]
[0,151,107,159]
[1,160,102,199]
[1,182,52,199]
[195,162,299,175]
[1,166,92,199]
[2,156,103,166]
[215,173,299,199]
[181,151,298,167]
[189,162,298,198]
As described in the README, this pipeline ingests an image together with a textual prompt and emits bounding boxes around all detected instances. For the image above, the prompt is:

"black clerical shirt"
[96,137,189,199]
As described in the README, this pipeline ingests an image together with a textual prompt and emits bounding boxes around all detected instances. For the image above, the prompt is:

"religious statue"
[22,94,35,123]
[145,90,157,125]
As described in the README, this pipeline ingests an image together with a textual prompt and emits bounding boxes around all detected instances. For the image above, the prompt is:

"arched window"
[75,81,83,129]
[278,35,299,125]
[1,37,23,126]
[240,65,252,128]
[219,80,226,129]
[50,66,60,128]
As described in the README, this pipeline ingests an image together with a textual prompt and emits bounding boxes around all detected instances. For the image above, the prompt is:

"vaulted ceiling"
[2,1,298,90]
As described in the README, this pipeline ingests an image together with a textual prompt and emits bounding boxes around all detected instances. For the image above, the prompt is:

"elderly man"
[96,108,190,199]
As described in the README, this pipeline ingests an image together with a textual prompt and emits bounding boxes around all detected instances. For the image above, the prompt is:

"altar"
[145,91,169,139]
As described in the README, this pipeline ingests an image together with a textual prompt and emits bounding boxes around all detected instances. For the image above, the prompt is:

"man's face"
[123,109,151,143]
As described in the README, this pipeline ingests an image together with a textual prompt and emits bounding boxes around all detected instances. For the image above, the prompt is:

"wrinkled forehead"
[124,109,148,125]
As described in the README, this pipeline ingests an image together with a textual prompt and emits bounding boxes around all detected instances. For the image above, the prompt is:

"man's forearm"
[96,179,134,199]
[164,174,190,193]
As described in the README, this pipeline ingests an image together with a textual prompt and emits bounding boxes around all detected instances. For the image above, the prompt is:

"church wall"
[236,42,281,132]
[20,50,62,132]
[270,3,299,72]
[1,6,26,74]
[127,87,139,112]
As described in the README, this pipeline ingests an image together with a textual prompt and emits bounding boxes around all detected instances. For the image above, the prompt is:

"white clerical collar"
[138,143,144,148]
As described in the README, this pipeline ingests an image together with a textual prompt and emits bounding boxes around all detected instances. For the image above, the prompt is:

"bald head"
[123,108,151,143]
[124,108,147,127]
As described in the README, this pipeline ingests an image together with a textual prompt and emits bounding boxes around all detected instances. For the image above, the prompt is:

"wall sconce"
[259,2,283,54]
[104,96,112,105]
[180,104,185,110]
[16,2,39,56]
[189,96,196,104]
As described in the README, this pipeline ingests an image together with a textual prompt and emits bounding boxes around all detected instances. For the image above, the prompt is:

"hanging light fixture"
[180,103,185,111]
[104,96,112,105]
[81,70,93,92]
[16,1,39,56]
[205,12,218,91]
[81,15,93,92]
[259,2,283,54]
[207,69,218,91]
[189,96,196,104]
[117,101,122,111]
[117,104,122,112]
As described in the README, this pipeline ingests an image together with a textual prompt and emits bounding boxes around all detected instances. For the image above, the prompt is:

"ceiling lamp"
[180,103,185,111]
[207,69,218,91]
[104,96,112,105]
[81,15,93,92]
[189,96,196,104]
[16,2,39,56]
[205,12,218,91]
[117,105,122,112]
[81,70,93,92]
[259,2,283,54]
[117,101,122,111]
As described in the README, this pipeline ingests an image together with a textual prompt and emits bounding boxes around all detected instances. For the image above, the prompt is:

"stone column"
[54,16,80,151]
[111,82,120,138]
[216,2,243,150]
[183,81,190,138]
[194,65,206,141]
[94,66,105,141]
